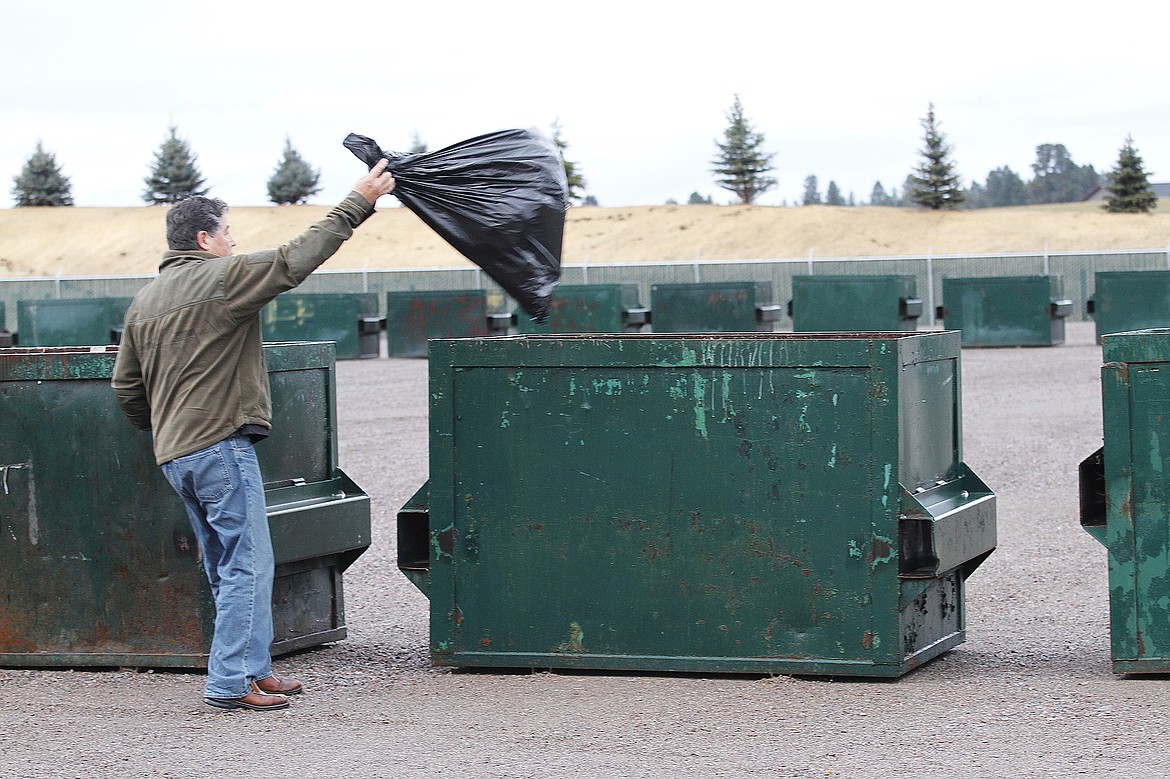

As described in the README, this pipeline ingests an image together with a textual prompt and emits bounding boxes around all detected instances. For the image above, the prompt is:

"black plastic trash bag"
[344,129,569,323]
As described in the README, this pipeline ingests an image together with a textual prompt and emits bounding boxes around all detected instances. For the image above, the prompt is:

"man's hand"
[354,158,397,204]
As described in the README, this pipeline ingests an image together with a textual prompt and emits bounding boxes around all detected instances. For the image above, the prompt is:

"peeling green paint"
[870,535,896,568]
[692,373,709,438]
[592,378,623,396]
[828,444,837,468]
[1150,430,1163,473]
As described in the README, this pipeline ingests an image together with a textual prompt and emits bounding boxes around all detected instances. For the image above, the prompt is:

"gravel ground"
[2,321,1167,779]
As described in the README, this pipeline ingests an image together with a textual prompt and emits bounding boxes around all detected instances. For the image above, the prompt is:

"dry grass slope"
[0,199,1167,277]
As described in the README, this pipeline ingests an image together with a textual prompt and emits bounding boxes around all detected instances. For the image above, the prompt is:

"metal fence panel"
[2,249,1166,331]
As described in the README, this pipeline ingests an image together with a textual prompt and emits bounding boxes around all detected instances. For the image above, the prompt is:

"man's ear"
[195,230,212,251]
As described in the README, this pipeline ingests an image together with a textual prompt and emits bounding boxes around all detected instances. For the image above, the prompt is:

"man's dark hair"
[166,196,229,250]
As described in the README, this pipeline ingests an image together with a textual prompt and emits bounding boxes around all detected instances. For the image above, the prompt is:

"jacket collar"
[159,250,219,272]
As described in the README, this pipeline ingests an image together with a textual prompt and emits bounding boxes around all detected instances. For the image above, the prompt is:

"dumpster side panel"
[263,295,363,360]
[649,283,762,333]
[387,290,489,358]
[791,276,913,332]
[1094,272,1170,343]
[942,276,1061,348]
[516,285,628,334]
[446,365,884,667]
[17,299,117,347]
[1126,365,1170,661]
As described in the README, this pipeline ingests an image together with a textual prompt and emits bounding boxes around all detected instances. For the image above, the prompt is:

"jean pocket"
[173,446,235,503]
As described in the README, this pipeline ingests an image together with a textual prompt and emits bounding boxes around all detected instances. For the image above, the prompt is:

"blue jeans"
[161,434,274,698]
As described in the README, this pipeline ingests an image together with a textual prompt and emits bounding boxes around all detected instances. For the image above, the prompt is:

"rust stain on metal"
[1121,489,1133,521]
[436,527,456,555]
[861,631,875,650]
[451,606,464,625]
[480,637,492,647]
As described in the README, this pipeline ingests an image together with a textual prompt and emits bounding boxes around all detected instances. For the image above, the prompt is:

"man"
[112,160,396,711]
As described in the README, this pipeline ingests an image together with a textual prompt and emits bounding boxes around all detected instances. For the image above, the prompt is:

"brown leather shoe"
[255,673,303,696]
[204,681,289,711]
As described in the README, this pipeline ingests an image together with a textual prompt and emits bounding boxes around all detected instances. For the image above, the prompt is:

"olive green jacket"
[112,191,374,465]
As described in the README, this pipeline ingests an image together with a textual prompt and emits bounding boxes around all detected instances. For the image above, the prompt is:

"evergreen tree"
[870,181,892,206]
[11,140,73,206]
[825,180,845,205]
[143,126,208,204]
[712,95,776,205]
[908,103,965,210]
[550,120,586,203]
[408,131,428,154]
[1027,143,1099,204]
[266,137,322,205]
[688,191,714,205]
[985,166,1028,207]
[1103,136,1157,213]
[582,194,599,207]
[802,175,822,205]
[963,181,987,209]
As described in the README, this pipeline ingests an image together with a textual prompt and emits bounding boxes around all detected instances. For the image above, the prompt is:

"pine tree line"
[9,112,1156,213]
[10,122,590,208]
[710,97,1158,213]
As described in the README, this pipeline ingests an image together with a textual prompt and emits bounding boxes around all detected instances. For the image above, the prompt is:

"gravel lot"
[2,321,1167,779]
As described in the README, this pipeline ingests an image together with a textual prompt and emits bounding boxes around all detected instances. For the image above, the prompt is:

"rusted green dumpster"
[385,289,499,358]
[1081,328,1170,673]
[262,292,381,359]
[16,297,132,347]
[938,275,1072,347]
[515,284,649,334]
[649,282,780,333]
[399,331,995,677]
[0,342,370,668]
[790,275,922,332]
[1088,271,1170,344]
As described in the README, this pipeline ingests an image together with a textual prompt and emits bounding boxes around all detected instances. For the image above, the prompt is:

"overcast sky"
[4,1,1167,209]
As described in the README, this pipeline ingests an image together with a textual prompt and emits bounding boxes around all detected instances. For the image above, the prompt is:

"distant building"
[1083,183,1170,201]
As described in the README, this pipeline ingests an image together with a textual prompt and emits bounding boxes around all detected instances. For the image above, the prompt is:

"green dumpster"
[790,275,922,332]
[650,282,780,333]
[262,292,381,359]
[1080,328,1170,673]
[0,302,11,347]
[515,284,649,334]
[385,289,495,358]
[0,342,370,668]
[1088,271,1170,344]
[938,275,1072,347]
[398,331,996,677]
[16,297,132,347]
